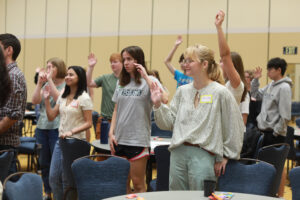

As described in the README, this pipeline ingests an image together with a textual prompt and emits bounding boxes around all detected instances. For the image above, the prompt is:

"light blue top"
[174,70,193,88]
[36,82,65,130]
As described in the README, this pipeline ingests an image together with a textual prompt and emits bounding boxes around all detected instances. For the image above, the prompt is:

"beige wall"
[1,0,300,110]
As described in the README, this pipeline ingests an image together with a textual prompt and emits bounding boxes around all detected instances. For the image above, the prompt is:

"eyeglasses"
[183,59,194,64]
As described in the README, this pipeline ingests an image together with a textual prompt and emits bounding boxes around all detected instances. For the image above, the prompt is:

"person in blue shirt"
[164,35,193,88]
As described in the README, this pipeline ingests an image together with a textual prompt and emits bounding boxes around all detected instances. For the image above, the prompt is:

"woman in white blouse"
[151,43,244,190]
[44,66,93,200]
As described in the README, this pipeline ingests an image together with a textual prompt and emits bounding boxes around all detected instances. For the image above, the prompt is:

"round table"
[103,191,279,200]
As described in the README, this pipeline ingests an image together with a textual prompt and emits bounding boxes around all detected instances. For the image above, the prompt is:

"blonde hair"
[184,44,224,85]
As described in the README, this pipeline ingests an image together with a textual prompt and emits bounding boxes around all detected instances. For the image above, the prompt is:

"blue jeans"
[49,141,66,200]
[35,128,58,194]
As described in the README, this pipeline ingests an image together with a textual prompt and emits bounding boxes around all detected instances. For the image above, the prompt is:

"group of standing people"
[0,9,292,200]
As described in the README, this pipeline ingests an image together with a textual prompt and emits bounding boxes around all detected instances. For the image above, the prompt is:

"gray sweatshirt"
[251,77,292,136]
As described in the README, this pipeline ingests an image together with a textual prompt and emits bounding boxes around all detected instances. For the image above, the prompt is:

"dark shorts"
[114,144,149,161]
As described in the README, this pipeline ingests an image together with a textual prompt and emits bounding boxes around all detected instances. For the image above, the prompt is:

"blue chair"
[59,137,91,199]
[296,118,300,128]
[3,172,43,200]
[285,126,300,174]
[253,134,264,159]
[150,145,170,191]
[151,122,172,138]
[217,159,276,196]
[71,154,130,200]
[258,143,290,196]
[292,102,300,118]
[289,166,300,200]
[0,150,14,182]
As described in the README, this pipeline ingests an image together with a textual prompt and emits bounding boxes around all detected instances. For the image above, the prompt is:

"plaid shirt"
[0,62,27,146]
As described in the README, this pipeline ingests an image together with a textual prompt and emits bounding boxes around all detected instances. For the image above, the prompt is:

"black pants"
[261,130,285,146]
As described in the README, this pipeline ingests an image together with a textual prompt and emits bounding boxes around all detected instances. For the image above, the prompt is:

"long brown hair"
[119,46,149,86]
[231,52,247,102]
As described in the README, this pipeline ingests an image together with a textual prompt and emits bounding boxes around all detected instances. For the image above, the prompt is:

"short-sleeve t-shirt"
[112,76,162,147]
[225,81,244,104]
[57,92,93,140]
[240,92,250,114]
[174,70,193,88]
[94,73,118,119]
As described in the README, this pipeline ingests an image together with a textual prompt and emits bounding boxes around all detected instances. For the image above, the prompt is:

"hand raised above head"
[175,35,183,46]
[253,66,262,79]
[88,52,97,68]
[215,10,225,27]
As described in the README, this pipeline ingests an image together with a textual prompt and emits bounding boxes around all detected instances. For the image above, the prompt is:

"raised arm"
[86,53,98,88]
[250,66,267,100]
[215,10,241,88]
[32,68,47,104]
[164,35,183,75]
[44,85,59,121]
[46,66,61,102]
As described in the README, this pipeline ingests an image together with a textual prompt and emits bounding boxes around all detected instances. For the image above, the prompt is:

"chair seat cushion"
[20,137,36,143]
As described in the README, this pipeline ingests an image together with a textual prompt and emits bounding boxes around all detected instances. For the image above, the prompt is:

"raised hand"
[150,82,163,108]
[43,85,51,99]
[253,66,262,79]
[38,68,47,85]
[175,35,183,46]
[46,65,54,80]
[134,63,147,78]
[88,53,97,68]
[215,10,225,27]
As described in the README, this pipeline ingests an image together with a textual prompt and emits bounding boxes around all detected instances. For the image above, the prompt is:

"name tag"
[70,100,79,108]
[200,95,212,103]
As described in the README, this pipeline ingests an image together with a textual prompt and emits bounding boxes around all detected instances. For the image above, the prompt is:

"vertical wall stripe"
[149,0,154,69]
[117,0,121,52]
[88,0,93,53]
[43,0,48,64]
[266,0,271,83]
[23,0,27,73]
[4,0,7,32]
[225,0,229,41]
[186,0,190,47]
[66,0,70,65]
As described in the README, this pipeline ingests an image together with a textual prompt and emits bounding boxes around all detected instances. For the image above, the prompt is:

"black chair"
[289,166,300,200]
[3,172,43,200]
[217,159,276,196]
[0,149,14,182]
[71,154,130,200]
[257,143,290,196]
[59,137,91,200]
[150,145,170,191]
[292,102,300,118]
[285,126,300,174]
[151,122,172,138]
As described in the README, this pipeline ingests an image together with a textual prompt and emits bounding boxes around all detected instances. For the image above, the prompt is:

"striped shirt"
[0,62,27,146]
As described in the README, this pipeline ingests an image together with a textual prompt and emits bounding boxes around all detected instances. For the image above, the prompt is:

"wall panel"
[0,0,6,33]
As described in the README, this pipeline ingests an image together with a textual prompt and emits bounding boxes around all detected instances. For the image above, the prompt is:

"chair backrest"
[0,150,14,183]
[59,138,91,190]
[292,102,300,117]
[289,166,300,200]
[154,145,170,191]
[258,143,290,196]
[71,155,130,200]
[3,172,43,200]
[151,122,172,138]
[285,126,296,160]
[254,134,264,159]
[217,159,276,196]
[296,118,300,128]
